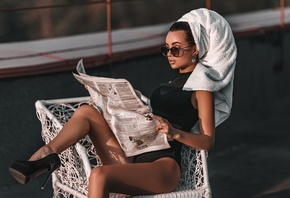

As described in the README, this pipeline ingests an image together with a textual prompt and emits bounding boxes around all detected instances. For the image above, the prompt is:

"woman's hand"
[152,115,178,141]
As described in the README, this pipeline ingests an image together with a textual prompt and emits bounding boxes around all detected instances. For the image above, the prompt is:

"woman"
[9,21,215,197]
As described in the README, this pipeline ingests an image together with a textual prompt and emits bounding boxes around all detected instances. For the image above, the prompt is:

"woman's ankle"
[29,145,55,161]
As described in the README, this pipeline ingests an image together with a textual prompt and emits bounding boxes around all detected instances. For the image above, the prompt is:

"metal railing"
[0,0,287,60]
[0,0,288,78]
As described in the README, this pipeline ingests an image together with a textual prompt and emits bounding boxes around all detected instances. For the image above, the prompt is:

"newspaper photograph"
[73,59,170,157]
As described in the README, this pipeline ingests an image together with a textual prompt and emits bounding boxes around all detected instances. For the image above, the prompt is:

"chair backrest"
[179,145,208,191]
[36,97,96,196]
[35,96,210,197]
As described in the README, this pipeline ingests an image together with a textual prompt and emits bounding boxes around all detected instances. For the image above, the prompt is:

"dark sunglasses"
[161,46,192,57]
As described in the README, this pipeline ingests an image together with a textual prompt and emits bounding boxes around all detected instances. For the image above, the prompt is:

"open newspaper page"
[73,59,170,157]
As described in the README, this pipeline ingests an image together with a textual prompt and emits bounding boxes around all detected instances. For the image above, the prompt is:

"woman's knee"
[89,166,109,185]
[74,105,101,118]
[89,167,111,197]
[155,159,181,191]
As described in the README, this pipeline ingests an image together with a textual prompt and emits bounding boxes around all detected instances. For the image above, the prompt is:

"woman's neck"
[179,63,196,73]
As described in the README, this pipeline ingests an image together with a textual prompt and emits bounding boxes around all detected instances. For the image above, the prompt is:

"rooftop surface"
[209,99,290,198]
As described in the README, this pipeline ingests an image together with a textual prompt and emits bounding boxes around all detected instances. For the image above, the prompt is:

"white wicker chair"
[35,96,211,198]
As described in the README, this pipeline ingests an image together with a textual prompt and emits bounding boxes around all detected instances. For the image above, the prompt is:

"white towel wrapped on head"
[177,8,237,131]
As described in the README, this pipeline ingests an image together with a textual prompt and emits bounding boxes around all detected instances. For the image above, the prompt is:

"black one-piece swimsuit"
[133,72,198,167]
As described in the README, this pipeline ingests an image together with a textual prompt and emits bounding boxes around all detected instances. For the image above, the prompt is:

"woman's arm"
[153,90,215,150]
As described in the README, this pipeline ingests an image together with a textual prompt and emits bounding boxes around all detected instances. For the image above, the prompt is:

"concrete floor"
[209,97,290,198]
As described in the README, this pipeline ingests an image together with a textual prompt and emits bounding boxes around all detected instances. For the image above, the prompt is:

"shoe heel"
[41,161,60,189]
[41,172,52,190]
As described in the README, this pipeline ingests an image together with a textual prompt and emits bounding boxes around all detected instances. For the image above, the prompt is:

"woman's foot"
[29,145,55,161]
[9,153,61,189]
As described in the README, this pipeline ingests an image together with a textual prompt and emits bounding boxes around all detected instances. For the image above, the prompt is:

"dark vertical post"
[280,0,285,28]
[205,0,211,9]
[106,0,112,57]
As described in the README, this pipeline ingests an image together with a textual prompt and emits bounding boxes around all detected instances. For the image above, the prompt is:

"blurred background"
[0,0,289,42]
[1,1,290,198]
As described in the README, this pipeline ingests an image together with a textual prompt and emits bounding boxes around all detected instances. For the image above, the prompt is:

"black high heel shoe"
[9,153,61,189]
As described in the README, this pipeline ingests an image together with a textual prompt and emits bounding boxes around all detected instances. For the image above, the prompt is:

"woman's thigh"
[73,105,133,164]
[90,157,181,195]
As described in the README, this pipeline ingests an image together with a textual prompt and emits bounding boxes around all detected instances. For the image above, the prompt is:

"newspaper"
[73,59,170,157]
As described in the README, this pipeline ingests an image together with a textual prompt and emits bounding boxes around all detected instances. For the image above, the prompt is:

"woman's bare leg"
[28,104,180,197]
[88,158,181,198]
[29,105,131,164]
